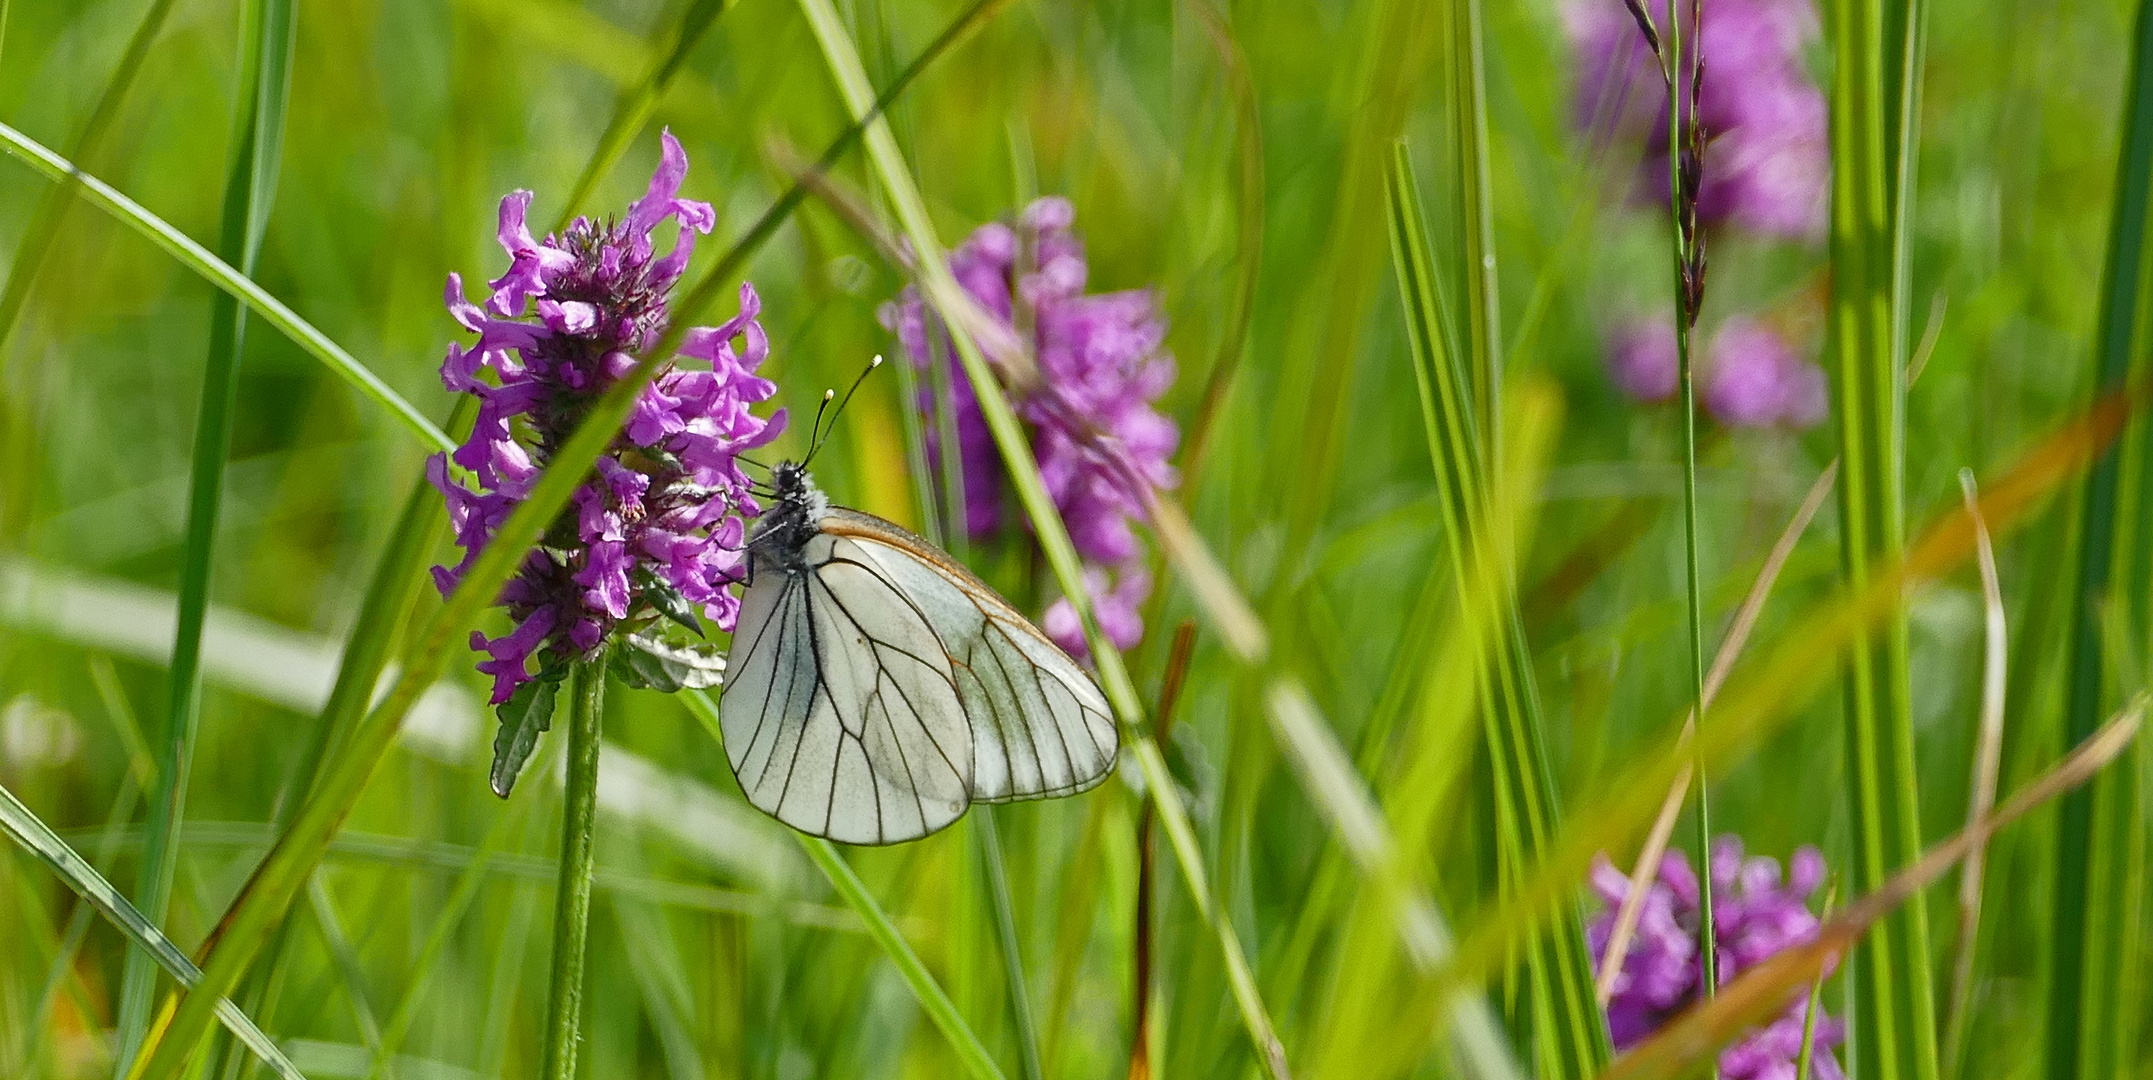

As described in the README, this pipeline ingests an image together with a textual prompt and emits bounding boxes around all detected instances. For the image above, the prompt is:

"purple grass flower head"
[1565,0,1829,238]
[430,131,785,706]
[882,197,1178,655]
[1704,315,1827,429]
[1589,837,1844,1078]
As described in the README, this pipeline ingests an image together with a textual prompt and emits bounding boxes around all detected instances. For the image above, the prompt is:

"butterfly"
[718,388,1119,844]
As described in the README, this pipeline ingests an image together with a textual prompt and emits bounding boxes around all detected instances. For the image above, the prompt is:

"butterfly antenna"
[737,455,773,475]
[803,355,884,467]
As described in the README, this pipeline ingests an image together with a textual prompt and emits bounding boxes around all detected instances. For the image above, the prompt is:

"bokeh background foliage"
[0,0,2150,1077]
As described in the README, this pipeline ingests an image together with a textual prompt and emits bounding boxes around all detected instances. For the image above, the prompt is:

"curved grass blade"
[0,0,183,374]
[792,3,1292,1073]
[0,121,451,453]
[1943,469,2006,1072]
[0,783,308,1080]
[678,687,1008,1080]
[117,2,298,1068]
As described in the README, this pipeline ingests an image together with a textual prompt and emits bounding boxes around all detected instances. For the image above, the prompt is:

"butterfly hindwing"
[719,532,972,844]
[824,511,1118,804]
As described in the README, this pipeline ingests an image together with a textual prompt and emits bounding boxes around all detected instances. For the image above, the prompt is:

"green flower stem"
[540,660,606,1080]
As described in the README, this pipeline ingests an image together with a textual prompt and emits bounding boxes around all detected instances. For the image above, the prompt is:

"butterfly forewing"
[720,532,972,844]
[825,511,1118,804]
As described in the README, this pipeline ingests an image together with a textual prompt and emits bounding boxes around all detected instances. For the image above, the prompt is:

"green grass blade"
[551,0,734,232]
[2049,0,2153,1074]
[792,3,1293,1073]
[975,812,1044,1080]
[0,783,308,1080]
[0,0,182,374]
[0,120,451,453]
[1826,0,1939,1071]
[681,689,1013,1080]
[1388,144,1610,1074]
[116,2,297,1068]
[1445,0,1500,448]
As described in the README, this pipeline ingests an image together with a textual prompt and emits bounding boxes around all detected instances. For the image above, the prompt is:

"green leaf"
[0,783,309,1080]
[613,633,725,693]
[639,573,705,636]
[490,678,558,799]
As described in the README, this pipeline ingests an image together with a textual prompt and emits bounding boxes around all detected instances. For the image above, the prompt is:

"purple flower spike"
[431,131,785,703]
[882,197,1178,656]
[1589,837,1844,1079]
[1565,0,1829,238]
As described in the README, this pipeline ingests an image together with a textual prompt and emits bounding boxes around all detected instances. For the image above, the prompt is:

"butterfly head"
[748,461,827,572]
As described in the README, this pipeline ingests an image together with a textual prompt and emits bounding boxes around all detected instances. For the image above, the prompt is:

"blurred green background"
[0,0,2145,1077]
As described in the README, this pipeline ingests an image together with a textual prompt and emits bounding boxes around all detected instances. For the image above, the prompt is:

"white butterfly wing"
[720,532,973,844]
[823,510,1119,804]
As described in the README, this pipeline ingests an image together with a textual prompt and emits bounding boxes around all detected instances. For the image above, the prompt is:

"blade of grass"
[974,814,1042,1080]
[0,0,182,374]
[358,759,551,1080]
[0,121,450,453]
[1389,143,1609,1074]
[1825,0,1938,1068]
[116,3,297,1068]
[1596,462,1839,1002]
[552,0,735,232]
[1446,0,1500,448]
[2048,1,2153,1075]
[1604,701,2144,1080]
[1172,0,1263,493]
[1130,620,1196,1080]
[792,3,1293,1074]
[1942,469,2005,1072]
[0,783,307,1080]
[675,688,1008,1080]
[304,875,388,1071]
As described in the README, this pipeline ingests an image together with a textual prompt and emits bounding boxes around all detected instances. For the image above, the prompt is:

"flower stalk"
[539,658,605,1080]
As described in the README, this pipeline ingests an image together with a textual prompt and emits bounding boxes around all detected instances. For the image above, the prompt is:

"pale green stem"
[540,661,606,1080]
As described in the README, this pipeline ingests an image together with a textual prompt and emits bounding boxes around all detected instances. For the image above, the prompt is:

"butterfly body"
[720,462,1118,844]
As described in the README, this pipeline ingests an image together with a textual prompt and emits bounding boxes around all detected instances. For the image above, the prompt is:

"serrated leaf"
[616,633,726,693]
[490,678,557,798]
